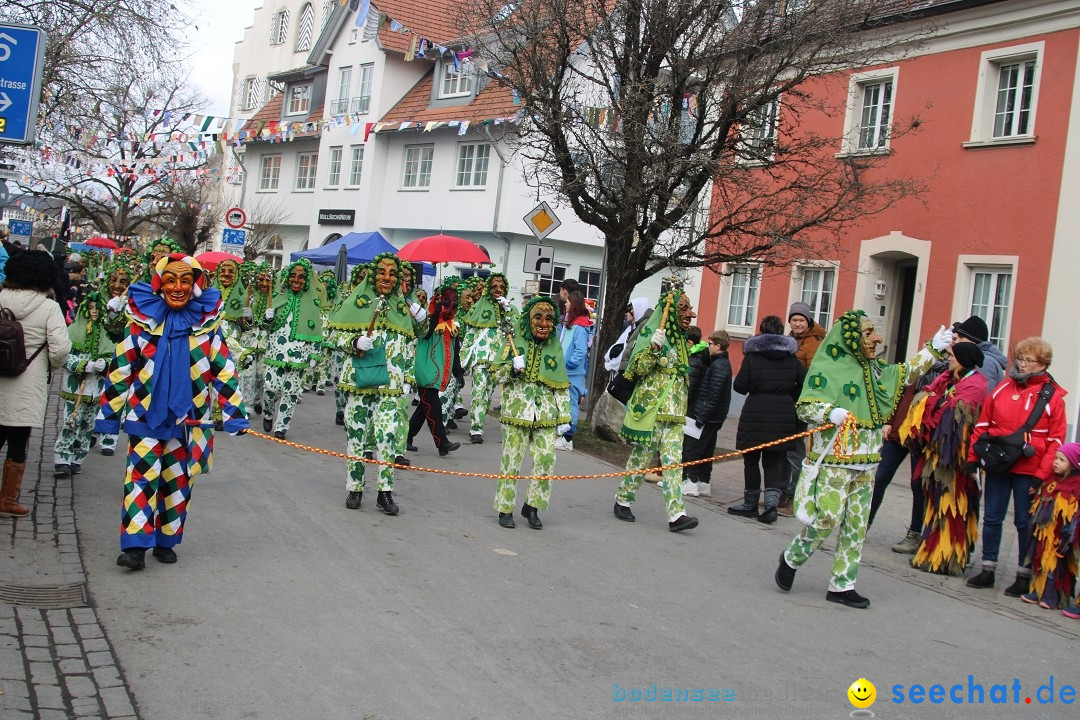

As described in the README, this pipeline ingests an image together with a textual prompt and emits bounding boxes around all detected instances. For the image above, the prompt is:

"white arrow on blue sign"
[221,228,247,248]
[0,23,47,145]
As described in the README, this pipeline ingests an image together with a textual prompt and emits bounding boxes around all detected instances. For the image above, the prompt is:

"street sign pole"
[0,23,47,146]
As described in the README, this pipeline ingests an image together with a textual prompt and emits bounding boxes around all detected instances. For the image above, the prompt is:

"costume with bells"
[328,253,415,514]
[614,289,698,531]
[263,258,323,437]
[777,310,948,607]
[492,297,572,529]
[53,292,116,476]
[95,254,248,570]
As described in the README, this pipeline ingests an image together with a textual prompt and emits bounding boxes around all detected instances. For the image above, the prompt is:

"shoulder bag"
[972,382,1055,474]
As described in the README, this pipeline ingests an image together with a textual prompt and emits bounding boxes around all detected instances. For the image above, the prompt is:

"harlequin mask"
[161,261,196,310]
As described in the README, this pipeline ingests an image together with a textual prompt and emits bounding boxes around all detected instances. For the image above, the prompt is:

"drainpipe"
[483,125,511,273]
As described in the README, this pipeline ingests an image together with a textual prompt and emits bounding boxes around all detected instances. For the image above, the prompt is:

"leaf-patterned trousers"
[264,366,304,433]
[344,393,402,493]
[54,397,97,466]
[494,424,555,513]
[119,435,190,550]
[469,365,497,435]
[240,352,266,411]
[785,465,873,592]
[615,422,686,522]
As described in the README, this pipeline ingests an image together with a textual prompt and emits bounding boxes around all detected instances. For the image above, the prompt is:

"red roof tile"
[374,0,465,55]
[378,69,520,127]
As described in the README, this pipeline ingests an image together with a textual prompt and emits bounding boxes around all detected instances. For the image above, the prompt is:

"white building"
[227,0,700,315]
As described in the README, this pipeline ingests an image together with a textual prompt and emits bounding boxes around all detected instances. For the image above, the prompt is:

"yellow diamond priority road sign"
[523,201,561,241]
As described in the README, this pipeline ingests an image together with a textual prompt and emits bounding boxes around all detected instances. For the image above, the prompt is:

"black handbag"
[973,382,1054,474]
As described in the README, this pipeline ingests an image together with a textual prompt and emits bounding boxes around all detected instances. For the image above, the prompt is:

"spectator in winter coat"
[682,330,732,497]
[728,316,806,523]
[557,291,591,450]
[778,301,827,514]
[686,326,709,414]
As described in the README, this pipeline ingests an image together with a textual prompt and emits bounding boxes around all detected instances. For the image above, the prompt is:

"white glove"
[242,307,253,321]
[930,324,954,352]
[264,308,275,321]
[107,296,125,312]
[651,329,666,348]
[556,424,571,436]
[402,383,411,396]
[512,355,526,372]
[308,356,317,368]
[497,296,511,311]
[355,335,374,352]
[828,407,849,427]
[411,303,428,323]
[88,359,108,373]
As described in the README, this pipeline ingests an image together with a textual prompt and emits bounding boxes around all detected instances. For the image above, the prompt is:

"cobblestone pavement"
[0,387,139,720]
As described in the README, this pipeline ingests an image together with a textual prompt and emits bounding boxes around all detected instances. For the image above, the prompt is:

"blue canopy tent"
[290,231,397,266]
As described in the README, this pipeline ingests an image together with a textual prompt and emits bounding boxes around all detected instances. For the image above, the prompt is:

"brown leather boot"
[0,459,30,517]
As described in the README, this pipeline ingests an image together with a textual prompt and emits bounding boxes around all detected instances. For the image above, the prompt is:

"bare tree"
[242,196,292,263]
[461,0,932,404]
[153,175,224,256]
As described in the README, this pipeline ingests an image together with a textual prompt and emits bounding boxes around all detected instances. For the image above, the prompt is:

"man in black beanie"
[951,315,1007,391]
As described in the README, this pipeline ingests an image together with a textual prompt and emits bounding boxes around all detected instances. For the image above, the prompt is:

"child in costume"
[492,296,572,529]
[775,311,952,608]
[460,273,516,444]
[329,253,415,515]
[96,254,248,570]
[1022,442,1080,614]
[53,292,115,478]
[613,289,700,533]
[262,258,322,439]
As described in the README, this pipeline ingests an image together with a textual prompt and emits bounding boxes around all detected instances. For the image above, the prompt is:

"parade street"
[2,387,1079,720]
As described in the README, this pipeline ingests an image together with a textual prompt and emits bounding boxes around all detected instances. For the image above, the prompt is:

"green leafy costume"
[238,263,273,414]
[264,258,322,435]
[784,310,944,593]
[460,273,517,438]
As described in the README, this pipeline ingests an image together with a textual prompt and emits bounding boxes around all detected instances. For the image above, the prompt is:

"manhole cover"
[0,582,88,609]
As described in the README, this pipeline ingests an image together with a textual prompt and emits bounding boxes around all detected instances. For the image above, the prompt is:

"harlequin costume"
[900,343,988,575]
[492,297,571,529]
[263,258,322,438]
[53,292,116,477]
[95,254,248,570]
[613,289,699,531]
[777,310,947,607]
[408,282,461,455]
[328,253,415,515]
[1024,443,1080,612]
[460,273,516,443]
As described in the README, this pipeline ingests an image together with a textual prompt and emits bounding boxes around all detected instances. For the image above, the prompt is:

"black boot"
[116,548,146,571]
[499,512,516,529]
[966,568,996,588]
[262,417,273,432]
[775,552,796,591]
[335,410,345,426]
[152,546,177,564]
[1004,572,1031,598]
[613,503,635,522]
[727,492,760,517]
[439,441,461,457]
[758,489,780,524]
[376,490,399,516]
[254,403,263,415]
[345,491,363,509]
[826,589,870,609]
[521,504,543,530]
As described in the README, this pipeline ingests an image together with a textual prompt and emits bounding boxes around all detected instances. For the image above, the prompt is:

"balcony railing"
[352,96,371,114]
[330,98,350,115]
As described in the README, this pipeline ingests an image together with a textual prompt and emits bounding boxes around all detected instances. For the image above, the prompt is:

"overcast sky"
[185,0,264,117]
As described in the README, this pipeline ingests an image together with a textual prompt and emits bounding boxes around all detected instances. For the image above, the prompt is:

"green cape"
[326,253,414,337]
[623,289,691,378]
[799,309,906,428]
[495,296,569,390]
[462,273,509,329]
[270,258,323,342]
[67,292,116,360]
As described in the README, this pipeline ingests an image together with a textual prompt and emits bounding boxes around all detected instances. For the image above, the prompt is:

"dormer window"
[287,84,311,115]
[439,62,473,99]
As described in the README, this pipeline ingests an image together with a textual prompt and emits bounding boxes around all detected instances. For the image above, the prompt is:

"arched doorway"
[322,233,343,246]
[855,232,931,362]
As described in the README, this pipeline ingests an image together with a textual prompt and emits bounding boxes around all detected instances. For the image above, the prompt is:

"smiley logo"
[848,678,876,709]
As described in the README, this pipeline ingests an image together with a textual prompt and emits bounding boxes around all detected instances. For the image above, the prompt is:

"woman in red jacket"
[965,337,1068,596]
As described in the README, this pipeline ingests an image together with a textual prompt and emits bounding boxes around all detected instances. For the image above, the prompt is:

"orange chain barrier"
[246,424,838,481]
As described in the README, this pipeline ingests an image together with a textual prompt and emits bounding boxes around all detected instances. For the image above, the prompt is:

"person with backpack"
[0,251,73,517]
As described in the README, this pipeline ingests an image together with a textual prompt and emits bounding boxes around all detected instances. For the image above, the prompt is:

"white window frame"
[238,76,264,112]
[326,146,342,188]
[952,255,1017,352]
[295,3,315,52]
[438,61,473,99]
[295,152,318,191]
[538,265,568,297]
[401,145,434,189]
[267,236,284,272]
[723,264,761,334]
[739,97,780,164]
[840,67,898,155]
[269,9,289,45]
[347,145,364,187]
[258,155,282,191]
[966,42,1043,147]
[354,64,374,114]
[796,265,836,329]
[333,66,352,115]
[454,143,491,188]
[578,268,602,302]
[286,84,311,116]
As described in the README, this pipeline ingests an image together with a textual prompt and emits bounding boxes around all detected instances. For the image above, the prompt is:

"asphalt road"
[73,390,1080,720]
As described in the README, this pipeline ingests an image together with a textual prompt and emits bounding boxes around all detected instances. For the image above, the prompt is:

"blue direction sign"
[221,228,247,248]
[7,219,32,239]
[0,23,47,145]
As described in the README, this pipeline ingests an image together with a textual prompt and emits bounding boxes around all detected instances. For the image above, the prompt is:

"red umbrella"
[194,251,243,271]
[84,236,119,249]
[397,234,490,264]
